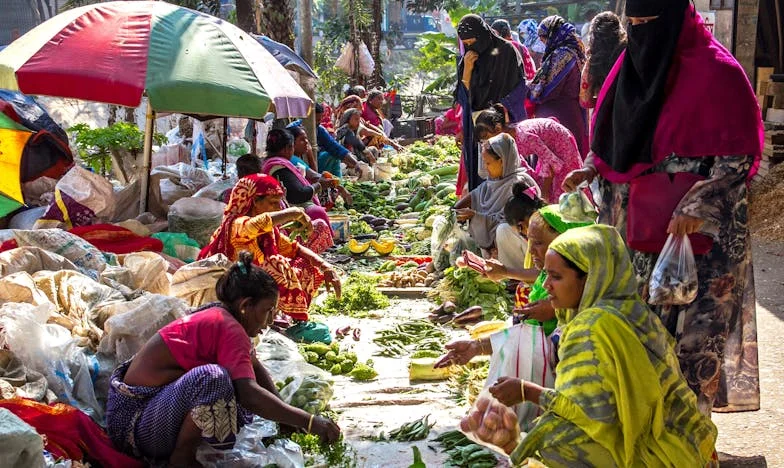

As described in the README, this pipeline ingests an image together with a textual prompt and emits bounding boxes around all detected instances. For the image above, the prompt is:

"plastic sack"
[168,197,226,247]
[486,324,554,432]
[558,188,597,224]
[0,408,46,468]
[196,417,304,468]
[193,178,237,202]
[117,251,170,295]
[335,41,376,77]
[449,221,479,266]
[648,234,699,305]
[279,374,334,414]
[459,389,521,455]
[255,331,330,384]
[35,165,116,229]
[98,294,188,362]
[169,254,230,306]
[430,214,453,272]
[228,138,251,157]
[12,229,107,279]
[151,232,202,263]
[0,303,104,422]
[148,163,214,218]
[284,321,332,345]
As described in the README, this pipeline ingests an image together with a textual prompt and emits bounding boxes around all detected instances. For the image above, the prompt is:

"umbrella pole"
[222,117,228,178]
[139,105,155,214]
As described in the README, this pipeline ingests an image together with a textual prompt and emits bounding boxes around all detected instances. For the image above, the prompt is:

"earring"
[241,309,247,316]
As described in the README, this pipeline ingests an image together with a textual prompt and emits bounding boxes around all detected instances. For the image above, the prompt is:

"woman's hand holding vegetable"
[489,376,524,406]
[337,186,353,206]
[455,208,476,221]
[310,415,341,443]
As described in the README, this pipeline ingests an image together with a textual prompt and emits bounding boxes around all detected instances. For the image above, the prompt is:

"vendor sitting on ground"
[435,101,463,141]
[453,133,539,267]
[106,253,341,466]
[286,123,353,210]
[314,103,359,177]
[221,153,262,203]
[335,109,380,165]
[335,95,403,152]
[198,174,341,323]
[261,128,337,252]
[494,225,717,466]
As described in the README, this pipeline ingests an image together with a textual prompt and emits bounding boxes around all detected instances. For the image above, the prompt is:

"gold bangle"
[520,380,526,403]
[307,414,314,433]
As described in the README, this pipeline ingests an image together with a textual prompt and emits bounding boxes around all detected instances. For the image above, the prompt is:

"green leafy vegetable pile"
[314,273,390,317]
[429,267,512,320]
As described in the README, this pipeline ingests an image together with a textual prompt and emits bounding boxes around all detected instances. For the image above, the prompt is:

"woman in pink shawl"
[261,129,335,254]
[564,0,764,415]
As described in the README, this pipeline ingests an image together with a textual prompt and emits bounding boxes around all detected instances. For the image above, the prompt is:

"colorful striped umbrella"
[0,112,32,217]
[0,1,311,119]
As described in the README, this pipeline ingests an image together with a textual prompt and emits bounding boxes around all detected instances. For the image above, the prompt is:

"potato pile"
[459,395,520,455]
[379,268,435,288]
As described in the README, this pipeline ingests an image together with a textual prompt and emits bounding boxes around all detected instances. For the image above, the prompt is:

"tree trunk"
[261,0,294,48]
[371,0,384,87]
[108,104,118,126]
[236,0,258,33]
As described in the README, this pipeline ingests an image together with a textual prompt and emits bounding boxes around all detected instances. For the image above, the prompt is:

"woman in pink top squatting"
[106,252,340,466]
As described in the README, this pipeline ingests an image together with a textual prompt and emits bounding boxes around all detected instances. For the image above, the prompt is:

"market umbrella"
[0,1,312,210]
[254,35,318,79]
[0,112,32,217]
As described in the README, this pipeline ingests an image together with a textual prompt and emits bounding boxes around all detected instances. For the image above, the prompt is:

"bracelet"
[307,414,314,433]
[520,380,526,403]
[312,182,322,194]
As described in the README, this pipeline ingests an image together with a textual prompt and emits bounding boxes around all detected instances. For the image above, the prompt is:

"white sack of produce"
[170,254,231,307]
[193,178,236,202]
[0,303,104,422]
[117,251,171,295]
[34,165,116,229]
[0,349,55,403]
[0,247,79,277]
[148,163,213,217]
[0,408,45,468]
[12,229,107,279]
[168,197,226,247]
[99,294,189,362]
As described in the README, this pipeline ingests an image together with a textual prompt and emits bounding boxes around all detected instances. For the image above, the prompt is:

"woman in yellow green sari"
[490,225,717,467]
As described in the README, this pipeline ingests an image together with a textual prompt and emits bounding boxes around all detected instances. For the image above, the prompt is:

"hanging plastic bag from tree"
[648,234,699,305]
[335,41,375,77]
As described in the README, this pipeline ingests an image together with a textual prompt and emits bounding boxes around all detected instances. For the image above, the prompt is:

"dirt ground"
[713,239,784,468]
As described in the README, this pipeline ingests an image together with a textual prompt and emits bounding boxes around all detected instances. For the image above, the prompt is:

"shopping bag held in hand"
[648,234,699,305]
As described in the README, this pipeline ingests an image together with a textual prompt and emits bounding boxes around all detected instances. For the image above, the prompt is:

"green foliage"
[61,0,221,14]
[68,122,166,175]
[314,273,390,317]
[313,41,352,104]
[290,433,358,468]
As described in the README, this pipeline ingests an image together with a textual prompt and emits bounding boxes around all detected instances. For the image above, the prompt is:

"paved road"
[713,240,784,467]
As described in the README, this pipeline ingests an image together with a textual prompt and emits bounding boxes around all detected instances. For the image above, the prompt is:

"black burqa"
[591,0,690,173]
[455,15,526,191]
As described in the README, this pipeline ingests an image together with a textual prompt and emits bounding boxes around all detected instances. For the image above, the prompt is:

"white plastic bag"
[558,188,597,224]
[487,324,554,432]
[648,234,699,305]
[196,417,304,468]
[335,42,375,77]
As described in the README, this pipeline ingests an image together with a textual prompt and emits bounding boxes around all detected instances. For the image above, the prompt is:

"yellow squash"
[348,238,371,254]
[370,238,396,256]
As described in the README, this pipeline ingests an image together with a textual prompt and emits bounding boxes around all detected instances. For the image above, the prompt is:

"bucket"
[329,214,350,242]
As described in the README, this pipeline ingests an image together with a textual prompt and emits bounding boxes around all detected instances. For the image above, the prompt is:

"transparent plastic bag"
[196,417,305,468]
[278,374,334,415]
[558,187,597,224]
[648,234,699,305]
[459,389,521,456]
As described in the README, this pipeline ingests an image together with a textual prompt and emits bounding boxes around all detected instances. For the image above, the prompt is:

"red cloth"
[0,239,18,253]
[592,6,764,183]
[510,40,537,80]
[159,307,255,381]
[68,224,162,254]
[0,398,143,468]
[200,174,284,261]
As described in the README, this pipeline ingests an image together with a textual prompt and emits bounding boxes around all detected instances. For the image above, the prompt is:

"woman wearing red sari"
[198,175,341,322]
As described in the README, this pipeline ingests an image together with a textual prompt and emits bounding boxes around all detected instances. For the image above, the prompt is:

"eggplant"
[442,301,457,314]
[395,203,410,211]
[433,313,454,325]
[352,328,361,341]
[360,214,376,223]
[370,218,388,227]
[335,325,351,338]
[453,306,483,325]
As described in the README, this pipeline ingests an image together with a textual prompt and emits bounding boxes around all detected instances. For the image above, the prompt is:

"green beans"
[431,430,499,467]
[384,415,436,442]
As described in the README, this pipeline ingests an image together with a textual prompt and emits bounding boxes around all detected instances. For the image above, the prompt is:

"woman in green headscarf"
[434,202,592,371]
[490,225,717,467]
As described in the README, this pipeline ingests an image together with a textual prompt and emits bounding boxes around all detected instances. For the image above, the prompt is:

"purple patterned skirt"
[105,361,252,461]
